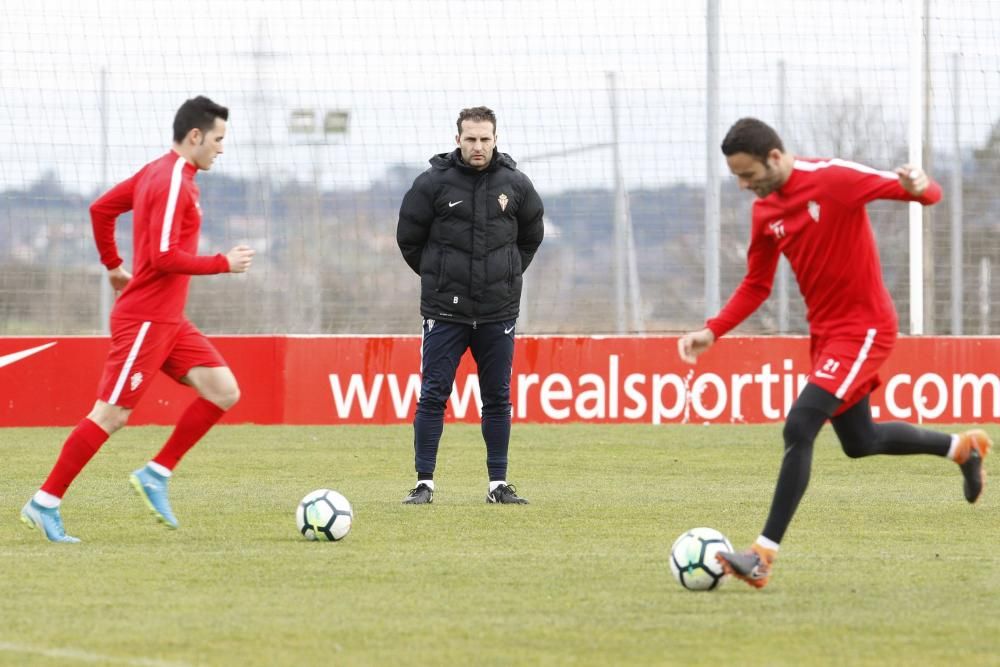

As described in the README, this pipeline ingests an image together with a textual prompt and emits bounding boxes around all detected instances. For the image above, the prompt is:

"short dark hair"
[173,96,229,143]
[456,106,497,135]
[721,117,784,161]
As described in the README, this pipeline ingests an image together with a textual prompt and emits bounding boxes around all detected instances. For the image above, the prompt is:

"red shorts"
[97,318,226,408]
[809,328,895,416]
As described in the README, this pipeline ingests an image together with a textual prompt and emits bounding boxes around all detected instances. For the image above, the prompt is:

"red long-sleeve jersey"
[707,158,942,339]
[91,150,230,323]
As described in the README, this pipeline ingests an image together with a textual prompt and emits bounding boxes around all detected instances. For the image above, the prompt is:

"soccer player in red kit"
[677,118,992,588]
[20,96,254,543]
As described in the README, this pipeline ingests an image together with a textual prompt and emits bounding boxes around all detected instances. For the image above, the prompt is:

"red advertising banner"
[1,335,997,426]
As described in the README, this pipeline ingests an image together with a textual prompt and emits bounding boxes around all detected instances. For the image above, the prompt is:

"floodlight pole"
[607,72,644,334]
[776,59,790,333]
[288,109,350,333]
[249,20,277,331]
[704,0,721,319]
[609,72,627,332]
[980,258,991,334]
[922,0,935,334]
[950,52,963,334]
[519,78,642,334]
[98,67,112,334]
[907,0,925,334]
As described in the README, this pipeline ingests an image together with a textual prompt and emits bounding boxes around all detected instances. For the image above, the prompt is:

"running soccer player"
[20,96,254,543]
[677,117,992,588]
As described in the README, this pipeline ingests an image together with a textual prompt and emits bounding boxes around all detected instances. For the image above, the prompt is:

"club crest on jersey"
[130,372,144,392]
[498,193,509,211]
[808,200,821,222]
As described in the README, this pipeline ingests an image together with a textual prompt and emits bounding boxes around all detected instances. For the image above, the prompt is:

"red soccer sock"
[152,397,225,471]
[40,419,110,498]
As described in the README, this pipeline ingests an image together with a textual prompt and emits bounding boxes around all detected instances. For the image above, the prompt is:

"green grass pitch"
[1,424,997,666]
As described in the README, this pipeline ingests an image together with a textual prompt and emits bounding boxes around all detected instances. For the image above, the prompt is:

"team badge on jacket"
[498,193,509,211]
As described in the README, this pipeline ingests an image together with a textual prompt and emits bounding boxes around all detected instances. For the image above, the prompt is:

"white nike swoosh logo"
[0,342,57,369]
[448,200,463,207]
[813,370,836,380]
[504,326,515,335]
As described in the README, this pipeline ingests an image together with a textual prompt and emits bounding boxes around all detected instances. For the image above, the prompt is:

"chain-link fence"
[2,1,998,335]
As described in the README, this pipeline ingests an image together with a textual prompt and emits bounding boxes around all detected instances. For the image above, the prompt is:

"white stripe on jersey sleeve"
[160,156,187,252]
[793,158,898,180]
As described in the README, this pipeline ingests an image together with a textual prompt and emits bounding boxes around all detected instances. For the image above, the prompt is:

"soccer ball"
[669,527,732,591]
[296,489,353,541]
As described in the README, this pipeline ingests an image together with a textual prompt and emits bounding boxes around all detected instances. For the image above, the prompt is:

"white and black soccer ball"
[669,527,732,591]
[296,489,353,541]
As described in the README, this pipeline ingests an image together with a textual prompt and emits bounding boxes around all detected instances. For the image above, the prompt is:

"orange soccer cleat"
[715,542,776,589]
[953,429,992,503]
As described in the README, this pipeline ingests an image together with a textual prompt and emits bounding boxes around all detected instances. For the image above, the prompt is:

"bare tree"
[795,88,904,165]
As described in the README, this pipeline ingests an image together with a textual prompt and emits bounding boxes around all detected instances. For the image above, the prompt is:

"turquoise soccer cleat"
[129,466,178,529]
[20,500,81,543]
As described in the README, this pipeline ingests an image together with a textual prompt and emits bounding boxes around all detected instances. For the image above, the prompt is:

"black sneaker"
[486,483,528,504]
[402,483,433,504]
[961,450,985,503]
[955,429,991,503]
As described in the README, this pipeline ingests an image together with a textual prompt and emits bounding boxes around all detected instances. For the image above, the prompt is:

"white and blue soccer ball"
[296,489,353,541]
[669,527,732,591]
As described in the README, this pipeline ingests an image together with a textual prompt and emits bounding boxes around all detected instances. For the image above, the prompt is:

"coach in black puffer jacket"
[396,145,544,325]
[395,106,544,507]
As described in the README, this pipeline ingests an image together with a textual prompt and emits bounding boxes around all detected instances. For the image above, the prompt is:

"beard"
[752,165,782,197]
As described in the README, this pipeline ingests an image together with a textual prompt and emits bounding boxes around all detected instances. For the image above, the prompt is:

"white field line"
[0,642,191,667]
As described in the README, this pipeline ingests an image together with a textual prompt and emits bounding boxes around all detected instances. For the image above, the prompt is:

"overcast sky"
[1,0,998,195]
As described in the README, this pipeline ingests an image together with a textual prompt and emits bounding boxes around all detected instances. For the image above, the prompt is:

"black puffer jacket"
[396,148,544,324]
